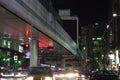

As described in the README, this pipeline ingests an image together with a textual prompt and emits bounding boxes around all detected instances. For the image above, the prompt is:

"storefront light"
[116,50,119,64]
[3,40,7,46]
[8,41,11,48]
[108,54,115,60]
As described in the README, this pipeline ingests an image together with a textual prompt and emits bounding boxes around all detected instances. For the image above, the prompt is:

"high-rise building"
[80,23,109,71]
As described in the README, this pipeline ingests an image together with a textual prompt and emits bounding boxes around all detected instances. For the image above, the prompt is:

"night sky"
[51,0,112,26]
[51,0,112,42]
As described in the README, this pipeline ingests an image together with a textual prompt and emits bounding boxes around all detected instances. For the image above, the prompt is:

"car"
[14,69,28,78]
[0,69,14,78]
[24,66,54,80]
[90,70,118,80]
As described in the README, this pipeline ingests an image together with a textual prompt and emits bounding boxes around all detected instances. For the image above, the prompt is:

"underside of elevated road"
[0,0,84,59]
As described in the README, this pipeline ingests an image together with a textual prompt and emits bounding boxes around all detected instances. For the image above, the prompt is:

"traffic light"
[21,44,29,50]
[25,44,29,49]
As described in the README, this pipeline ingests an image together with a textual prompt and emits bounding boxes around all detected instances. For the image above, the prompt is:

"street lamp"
[113,13,117,17]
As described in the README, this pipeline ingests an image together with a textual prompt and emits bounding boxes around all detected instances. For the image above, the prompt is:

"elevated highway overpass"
[0,0,84,69]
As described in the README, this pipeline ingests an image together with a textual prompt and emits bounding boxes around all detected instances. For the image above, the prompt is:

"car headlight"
[1,72,14,77]
[45,76,53,80]
[81,74,85,78]
[15,72,27,77]
[1,73,4,76]
[66,73,75,78]
[25,76,34,80]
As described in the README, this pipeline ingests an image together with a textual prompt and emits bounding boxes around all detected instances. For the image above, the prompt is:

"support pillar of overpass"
[30,40,38,67]
[61,58,66,70]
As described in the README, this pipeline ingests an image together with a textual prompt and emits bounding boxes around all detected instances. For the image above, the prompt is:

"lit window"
[19,45,23,52]
[8,41,11,48]
[92,38,95,40]
[96,37,102,40]
[3,40,7,46]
